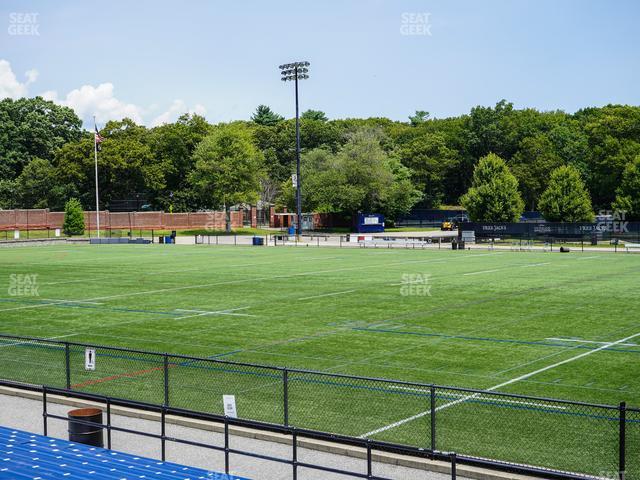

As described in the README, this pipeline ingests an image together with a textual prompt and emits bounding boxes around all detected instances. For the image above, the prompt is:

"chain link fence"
[0,334,633,479]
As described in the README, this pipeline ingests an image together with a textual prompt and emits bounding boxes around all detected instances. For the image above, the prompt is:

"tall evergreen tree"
[251,105,284,126]
[62,198,85,236]
[301,109,328,122]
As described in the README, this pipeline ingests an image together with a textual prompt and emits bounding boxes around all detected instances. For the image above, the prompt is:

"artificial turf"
[0,243,638,476]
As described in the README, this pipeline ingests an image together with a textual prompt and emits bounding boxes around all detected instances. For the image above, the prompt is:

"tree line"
[1,96,639,222]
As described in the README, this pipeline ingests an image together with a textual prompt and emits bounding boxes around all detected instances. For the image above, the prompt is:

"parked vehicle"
[441,214,469,230]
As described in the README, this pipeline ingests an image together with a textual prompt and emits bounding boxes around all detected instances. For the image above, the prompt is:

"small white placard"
[223,395,237,418]
[55,228,61,237]
[291,174,298,188]
[13,230,19,240]
[85,348,96,371]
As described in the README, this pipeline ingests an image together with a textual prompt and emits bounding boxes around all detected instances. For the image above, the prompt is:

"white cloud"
[0,60,38,99]
[49,83,145,125]
[150,99,207,127]
[25,69,38,84]
[1,58,208,127]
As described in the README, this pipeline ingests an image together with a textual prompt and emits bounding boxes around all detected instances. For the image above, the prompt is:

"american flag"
[95,125,104,151]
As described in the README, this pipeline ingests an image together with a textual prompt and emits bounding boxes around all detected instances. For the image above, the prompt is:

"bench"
[623,242,640,253]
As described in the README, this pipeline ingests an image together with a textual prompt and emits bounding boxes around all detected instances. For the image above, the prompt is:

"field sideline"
[1,243,638,409]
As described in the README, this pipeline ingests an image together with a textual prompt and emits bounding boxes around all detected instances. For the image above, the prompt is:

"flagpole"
[93,116,100,239]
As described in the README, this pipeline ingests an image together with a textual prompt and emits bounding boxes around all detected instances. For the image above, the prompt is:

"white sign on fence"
[223,395,237,418]
[85,348,96,371]
[55,228,61,237]
[14,230,19,240]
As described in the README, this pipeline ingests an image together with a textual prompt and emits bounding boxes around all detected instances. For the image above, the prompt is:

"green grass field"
[0,244,638,476]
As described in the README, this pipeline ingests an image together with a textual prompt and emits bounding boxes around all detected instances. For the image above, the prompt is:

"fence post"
[161,406,166,461]
[42,387,48,436]
[106,397,112,449]
[65,343,71,389]
[366,439,372,479]
[283,368,289,426]
[450,452,457,480]
[619,402,626,480]
[163,354,170,406]
[224,416,230,474]
[292,428,298,480]
[430,385,436,451]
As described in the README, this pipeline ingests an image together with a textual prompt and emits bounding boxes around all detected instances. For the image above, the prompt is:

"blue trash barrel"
[288,226,295,235]
[252,236,264,246]
[165,236,173,244]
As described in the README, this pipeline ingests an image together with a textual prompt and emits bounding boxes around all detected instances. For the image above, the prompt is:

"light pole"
[279,61,310,237]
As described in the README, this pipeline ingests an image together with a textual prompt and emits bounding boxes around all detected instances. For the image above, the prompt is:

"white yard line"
[41,279,89,286]
[40,298,104,305]
[546,337,638,347]
[387,385,567,410]
[88,307,255,331]
[144,268,202,276]
[173,307,252,320]
[0,333,78,348]
[521,262,550,268]
[462,269,501,276]
[360,329,640,438]
[298,290,356,301]
[0,300,69,312]
[0,298,106,313]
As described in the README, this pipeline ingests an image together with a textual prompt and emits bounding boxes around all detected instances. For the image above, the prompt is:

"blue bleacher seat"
[0,426,248,479]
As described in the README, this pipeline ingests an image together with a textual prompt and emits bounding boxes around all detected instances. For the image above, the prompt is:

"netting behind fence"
[0,334,633,478]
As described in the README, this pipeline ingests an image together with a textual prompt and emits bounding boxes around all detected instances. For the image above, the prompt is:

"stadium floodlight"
[279,61,310,237]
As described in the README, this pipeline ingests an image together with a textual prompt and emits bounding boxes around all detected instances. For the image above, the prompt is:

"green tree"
[509,134,562,210]
[408,110,429,126]
[0,97,82,180]
[250,105,284,126]
[148,113,210,210]
[55,119,164,209]
[16,158,65,209]
[189,124,265,231]
[283,129,421,220]
[397,133,458,208]
[460,153,524,221]
[538,165,594,222]
[0,180,17,209]
[612,156,640,220]
[62,198,85,236]
[301,109,328,122]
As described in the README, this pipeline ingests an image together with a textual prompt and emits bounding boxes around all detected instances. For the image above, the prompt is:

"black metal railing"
[37,384,460,480]
[0,334,634,479]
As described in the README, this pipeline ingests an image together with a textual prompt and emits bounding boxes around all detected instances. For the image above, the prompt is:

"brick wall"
[0,209,243,231]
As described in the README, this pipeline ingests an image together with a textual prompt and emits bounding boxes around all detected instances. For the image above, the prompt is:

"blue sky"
[2,0,639,126]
